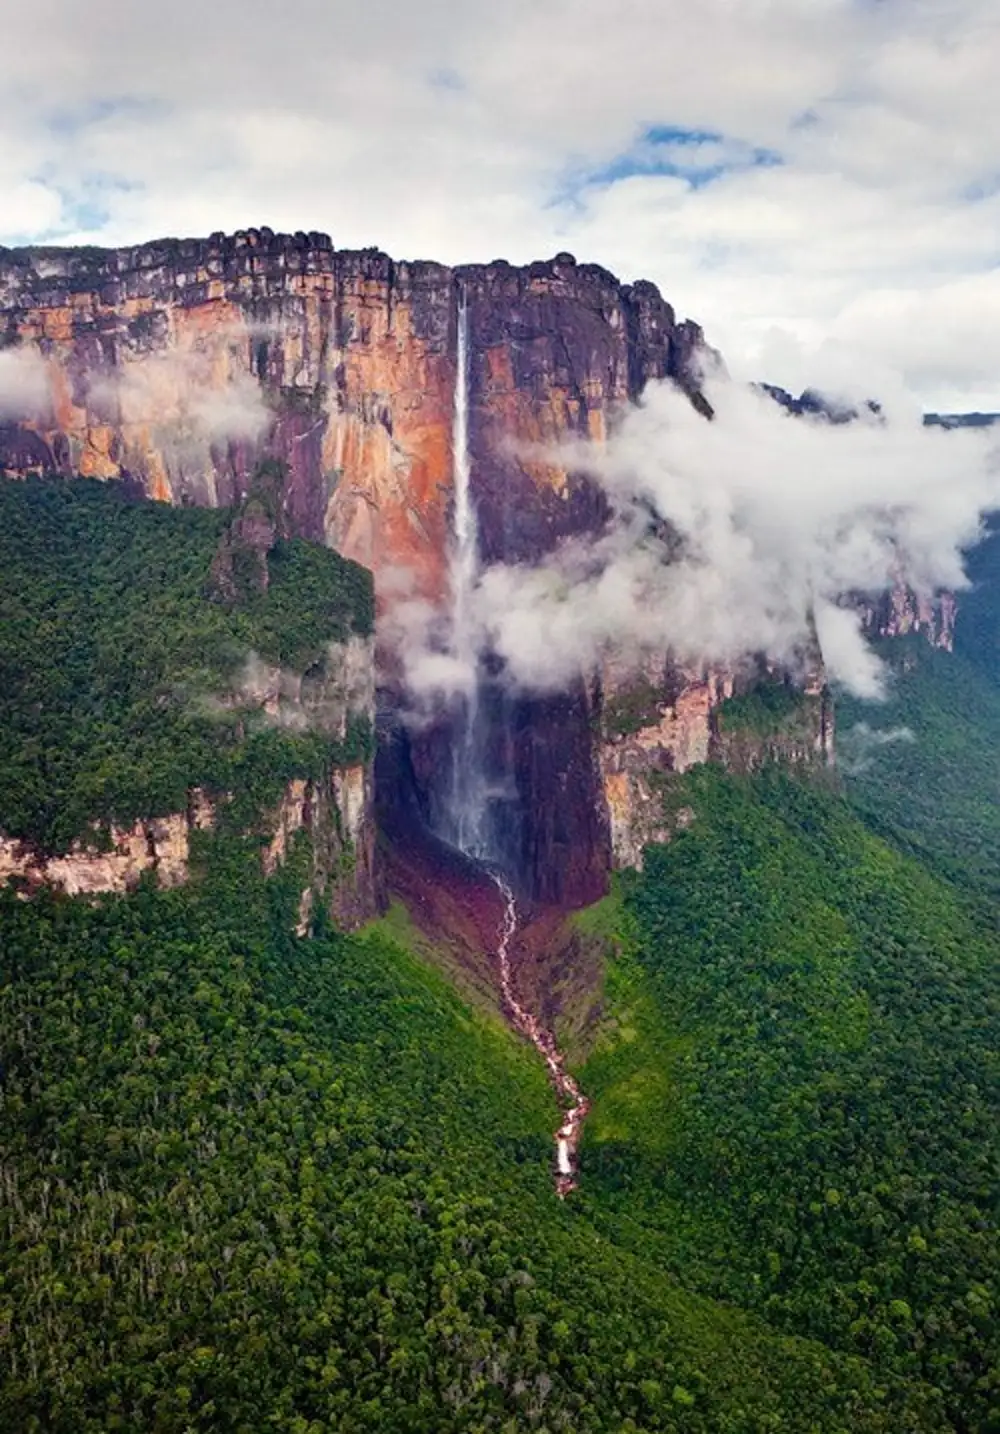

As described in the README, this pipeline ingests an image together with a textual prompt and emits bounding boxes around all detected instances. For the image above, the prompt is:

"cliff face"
[261,764,378,931]
[597,656,735,870]
[0,230,715,906]
[0,792,215,897]
[858,586,956,652]
[0,233,705,603]
[0,767,376,929]
[228,636,379,928]
[8,229,874,905]
[0,232,454,601]
[596,654,835,869]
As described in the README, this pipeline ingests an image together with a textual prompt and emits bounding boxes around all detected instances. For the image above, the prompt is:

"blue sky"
[1,0,998,408]
[576,127,783,192]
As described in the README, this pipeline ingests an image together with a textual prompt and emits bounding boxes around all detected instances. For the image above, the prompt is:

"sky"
[2,0,998,410]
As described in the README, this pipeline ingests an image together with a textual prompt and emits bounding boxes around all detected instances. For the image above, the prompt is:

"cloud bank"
[2,0,999,409]
[398,377,1000,703]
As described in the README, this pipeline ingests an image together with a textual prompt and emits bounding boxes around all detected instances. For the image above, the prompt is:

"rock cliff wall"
[857,586,956,652]
[0,232,705,603]
[595,652,836,869]
[0,229,889,901]
[0,766,375,929]
[0,229,714,905]
[0,791,215,897]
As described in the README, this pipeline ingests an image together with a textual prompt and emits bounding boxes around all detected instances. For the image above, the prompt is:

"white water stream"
[491,873,591,1197]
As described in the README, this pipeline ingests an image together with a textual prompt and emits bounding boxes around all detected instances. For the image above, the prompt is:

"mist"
[0,347,50,418]
[837,721,916,776]
[398,373,1000,705]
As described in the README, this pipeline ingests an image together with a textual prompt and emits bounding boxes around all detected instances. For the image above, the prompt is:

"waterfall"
[446,291,491,858]
[445,288,592,1195]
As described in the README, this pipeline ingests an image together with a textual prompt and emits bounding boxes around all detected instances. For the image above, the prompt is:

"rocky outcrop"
[0,790,215,897]
[230,634,375,739]
[858,586,956,652]
[597,656,734,869]
[1,767,376,928]
[595,652,836,868]
[223,632,378,926]
[710,693,835,778]
[261,765,377,931]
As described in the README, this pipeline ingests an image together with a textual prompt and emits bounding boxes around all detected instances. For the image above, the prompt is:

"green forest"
[838,639,1000,901]
[578,766,1000,1431]
[5,830,948,1433]
[2,476,1000,1430]
[0,475,373,851]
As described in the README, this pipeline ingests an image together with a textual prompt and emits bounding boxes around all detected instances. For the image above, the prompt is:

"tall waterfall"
[446,291,490,857]
[445,290,591,1195]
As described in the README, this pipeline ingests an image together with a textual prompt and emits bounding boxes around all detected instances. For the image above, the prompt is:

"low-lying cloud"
[837,721,916,775]
[397,374,1000,706]
[86,346,271,490]
[191,372,271,443]
[0,347,50,419]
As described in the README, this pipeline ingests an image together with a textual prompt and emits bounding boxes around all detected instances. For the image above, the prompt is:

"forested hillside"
[3,834,950,1433]
[578,749,1000,1429]
[0,476,373,852]
[834,518,1000,903]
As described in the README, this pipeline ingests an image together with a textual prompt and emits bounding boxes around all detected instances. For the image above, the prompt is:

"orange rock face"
[0,229,721,902]
[0,234,707,615]
[0,234,460,608]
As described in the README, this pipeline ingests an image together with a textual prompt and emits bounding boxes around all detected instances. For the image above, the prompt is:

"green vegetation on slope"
[0,475,373,851]
[1,835,944,1434]
[715,677,805,735]
[838,639,1000,900]
[580,767,1000,1430]
[1,477,950,1432]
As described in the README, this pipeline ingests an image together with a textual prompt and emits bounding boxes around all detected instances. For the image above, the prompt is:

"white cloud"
[0,1,998,407]
[0,347,50,419]
[399,375,1000,702]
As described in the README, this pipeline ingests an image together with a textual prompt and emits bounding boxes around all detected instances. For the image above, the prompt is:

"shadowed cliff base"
[402,680,611,910]
[376,713,606,1191]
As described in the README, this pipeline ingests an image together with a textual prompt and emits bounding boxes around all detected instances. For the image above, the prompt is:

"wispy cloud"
[838,721,916,775]
[0,347,50,419]
[396,371,1000,704]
